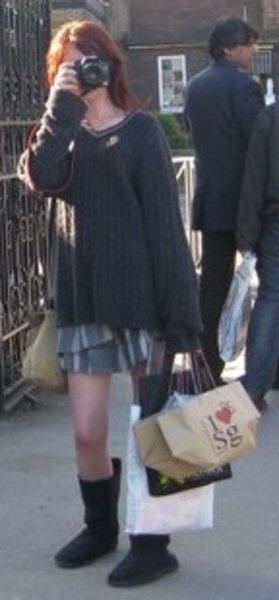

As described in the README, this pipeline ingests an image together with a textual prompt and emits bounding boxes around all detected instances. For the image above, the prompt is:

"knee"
[74,425,107,456]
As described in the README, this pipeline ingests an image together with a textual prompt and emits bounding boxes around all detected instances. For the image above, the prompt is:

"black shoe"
[108,546,179,587]
[55,459,121,569]
[55,528,117,569]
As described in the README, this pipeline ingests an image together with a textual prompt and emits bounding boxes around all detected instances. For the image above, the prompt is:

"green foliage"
[154,111,192,152]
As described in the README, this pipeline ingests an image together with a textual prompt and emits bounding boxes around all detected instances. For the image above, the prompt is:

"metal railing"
[173,155,201,266]
[0,171,49,408]
[0,0,50,412]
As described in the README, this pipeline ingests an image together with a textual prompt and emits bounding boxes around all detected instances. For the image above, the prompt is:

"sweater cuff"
[45,89,87,124]
[166,332,201,354]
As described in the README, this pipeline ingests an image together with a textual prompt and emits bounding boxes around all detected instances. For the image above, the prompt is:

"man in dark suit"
[184,17,264,383]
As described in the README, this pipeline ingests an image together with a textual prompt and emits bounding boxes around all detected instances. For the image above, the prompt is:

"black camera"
[75,56,110,91]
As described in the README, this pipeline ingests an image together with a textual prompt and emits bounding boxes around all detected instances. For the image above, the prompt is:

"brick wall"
[124,45,209,111]
[263,0,279,30]
[50,1,279,109]
[51,9,98,32]
[51,1,127,39]
[123,0,279,110]
[110,0,130,42]
[128,0,263,46]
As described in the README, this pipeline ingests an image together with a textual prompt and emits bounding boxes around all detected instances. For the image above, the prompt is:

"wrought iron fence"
[0,0,50,411]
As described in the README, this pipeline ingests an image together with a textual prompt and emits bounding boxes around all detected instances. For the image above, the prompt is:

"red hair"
[46,21,138,110]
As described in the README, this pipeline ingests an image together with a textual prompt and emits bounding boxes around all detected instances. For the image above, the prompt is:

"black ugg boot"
[55,458,122,569]
[108,534,179,587]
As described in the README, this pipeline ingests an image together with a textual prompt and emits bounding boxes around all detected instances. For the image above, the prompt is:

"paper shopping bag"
[158,381,260,469]
[135,358,212,480]
[134,366,232,495]
[126,405,214,535]
[134,409,200,480]
[134,408,232,489]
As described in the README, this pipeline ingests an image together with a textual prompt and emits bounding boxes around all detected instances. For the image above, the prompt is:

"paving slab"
[0,369,278,600]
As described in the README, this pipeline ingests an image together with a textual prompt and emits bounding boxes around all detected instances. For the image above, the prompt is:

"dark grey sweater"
[18,90,202,352]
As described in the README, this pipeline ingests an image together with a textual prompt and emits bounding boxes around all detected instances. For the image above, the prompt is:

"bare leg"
[68,372,112,481]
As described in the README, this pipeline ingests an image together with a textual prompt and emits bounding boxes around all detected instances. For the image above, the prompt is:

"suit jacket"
[184,59,264,232]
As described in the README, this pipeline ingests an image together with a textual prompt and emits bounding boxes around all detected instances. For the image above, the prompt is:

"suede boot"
[55,458,121,568]
[108,534,179,587]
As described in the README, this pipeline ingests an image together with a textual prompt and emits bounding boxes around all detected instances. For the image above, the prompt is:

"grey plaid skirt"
[57,323,152,374]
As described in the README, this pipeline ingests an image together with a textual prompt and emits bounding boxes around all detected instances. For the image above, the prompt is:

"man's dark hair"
[209,17,259,59]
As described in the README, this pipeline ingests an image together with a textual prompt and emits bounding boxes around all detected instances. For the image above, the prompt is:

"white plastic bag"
[218,252,257,362]
[125,405,214,535]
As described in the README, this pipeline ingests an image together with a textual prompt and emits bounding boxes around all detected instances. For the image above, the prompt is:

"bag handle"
[141,344,216,417]
[190,351,216,392]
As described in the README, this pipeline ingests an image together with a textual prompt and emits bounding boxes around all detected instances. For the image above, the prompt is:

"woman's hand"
[51,62,81,96]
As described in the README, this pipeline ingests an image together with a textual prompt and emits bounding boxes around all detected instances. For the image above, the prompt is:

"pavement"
[0,357,279,600]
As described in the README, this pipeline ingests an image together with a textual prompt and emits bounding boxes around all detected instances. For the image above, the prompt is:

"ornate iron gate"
[0,1,50,411]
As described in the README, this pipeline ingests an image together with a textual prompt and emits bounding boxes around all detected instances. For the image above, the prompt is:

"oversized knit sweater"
[18,90,202,352]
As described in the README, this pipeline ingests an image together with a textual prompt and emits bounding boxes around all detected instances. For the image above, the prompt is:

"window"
[157,55,186,113]
[249,48,273,96]
[250,49,273,76]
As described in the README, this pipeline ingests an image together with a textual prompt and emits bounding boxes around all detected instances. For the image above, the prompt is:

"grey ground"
[0,358,278,600]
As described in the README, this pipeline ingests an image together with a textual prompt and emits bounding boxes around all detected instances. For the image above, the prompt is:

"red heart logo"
[215,406,233,424]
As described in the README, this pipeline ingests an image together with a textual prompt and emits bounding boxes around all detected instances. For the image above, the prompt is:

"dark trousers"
[199,231,236,383]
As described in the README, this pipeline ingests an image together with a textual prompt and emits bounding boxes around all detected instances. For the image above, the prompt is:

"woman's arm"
[18,64,87,193]
[135,116,202,352]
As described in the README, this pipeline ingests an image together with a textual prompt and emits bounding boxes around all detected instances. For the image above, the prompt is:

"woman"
[18,20,202,587]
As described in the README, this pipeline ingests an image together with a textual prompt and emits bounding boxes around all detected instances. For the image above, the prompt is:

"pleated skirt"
[57,323,152,374]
